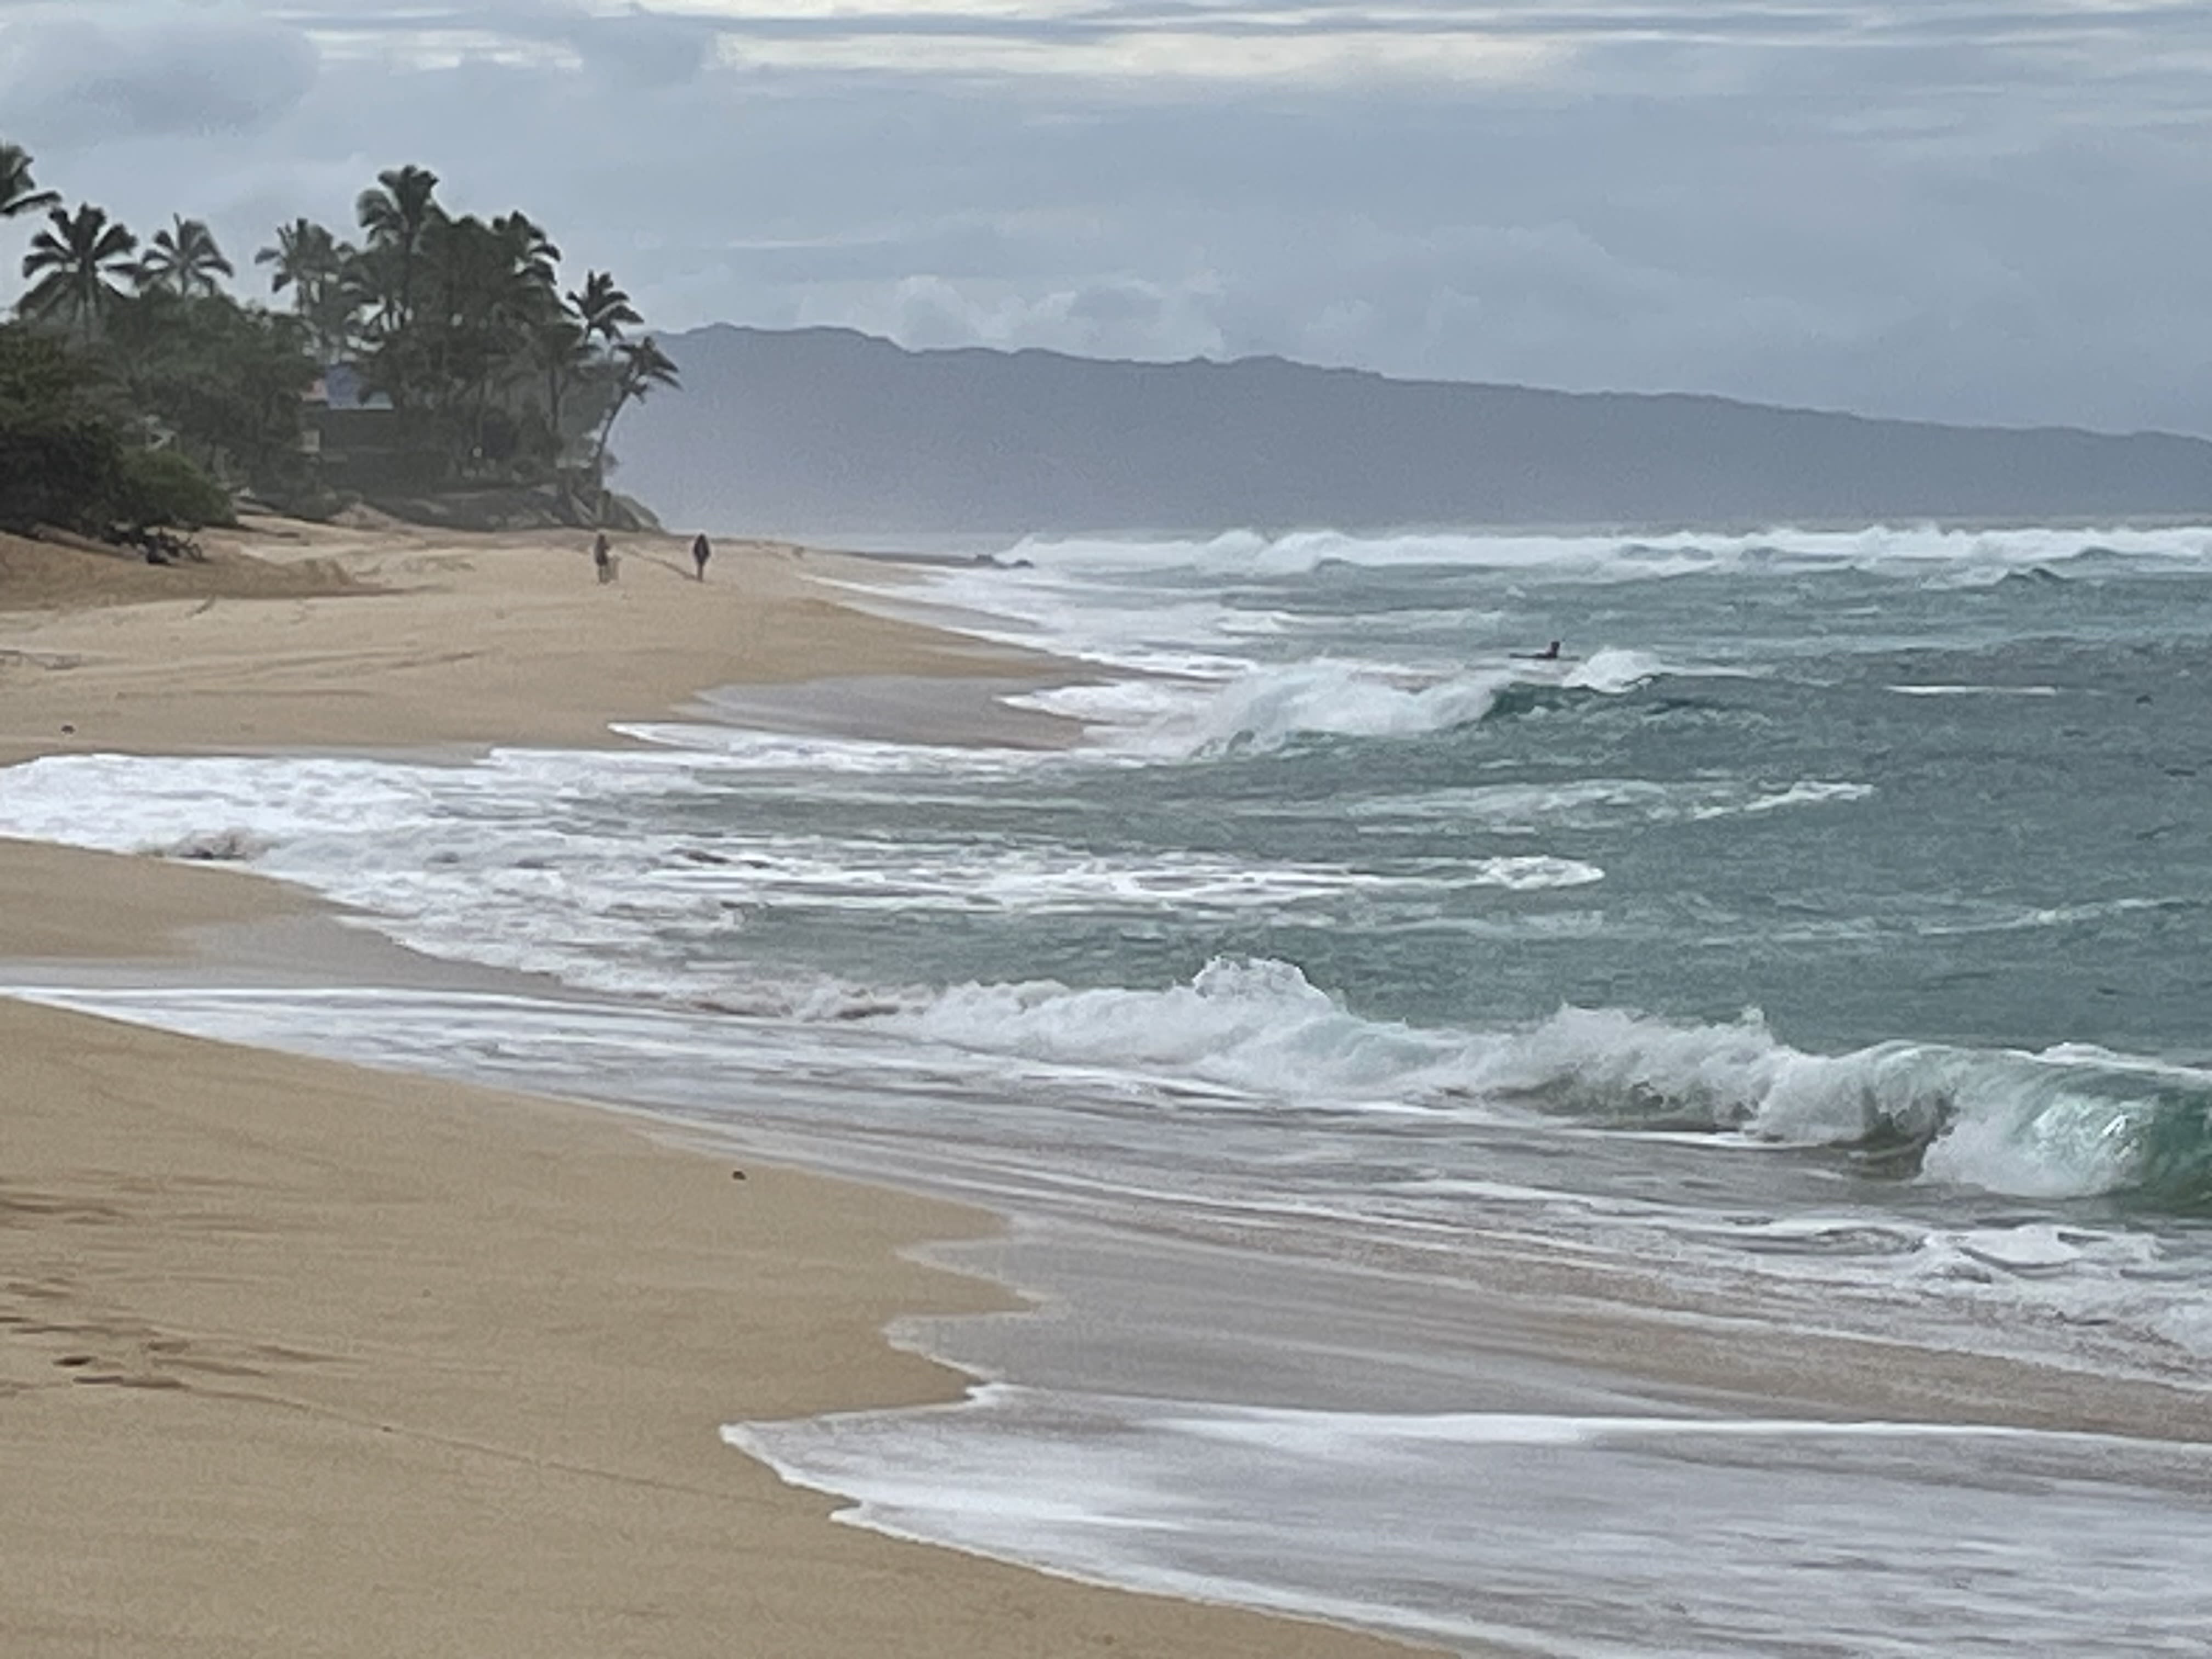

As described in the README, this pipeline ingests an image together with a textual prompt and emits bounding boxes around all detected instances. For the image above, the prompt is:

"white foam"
[1734,780,1876,814]
[989,522,2212,583]
[1888,683,2062,698]
[1126,658,1521,755]
[1488,1006,2212,1198]
[880,957,1478,1104]
[1464,855,1605,890]
[1353,776,1873,831]
[1155,1401,2124,1452]
[728,1383,2212,1659]
[1561,645,1668,693]
[0,738,2188,1211]
[1028,649,1703,760]
[613,721,1039,775]
[0,753,1521,1015]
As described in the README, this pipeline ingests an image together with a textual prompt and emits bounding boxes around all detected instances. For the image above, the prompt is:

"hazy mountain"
[617,325,2212,538]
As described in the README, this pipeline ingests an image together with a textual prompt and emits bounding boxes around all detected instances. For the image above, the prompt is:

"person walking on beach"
[592,531,616,584]
[691,533,712,582]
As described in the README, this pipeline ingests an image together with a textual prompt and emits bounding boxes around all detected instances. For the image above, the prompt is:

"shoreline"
[0,523,1432,1659]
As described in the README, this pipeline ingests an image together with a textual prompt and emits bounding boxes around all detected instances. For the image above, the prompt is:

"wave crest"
[1047,648,1679,758]
[1000,523,2212,583]
[880,960,2212,1209]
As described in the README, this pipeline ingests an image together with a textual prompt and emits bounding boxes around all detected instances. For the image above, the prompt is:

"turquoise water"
[865,539,2212,1059]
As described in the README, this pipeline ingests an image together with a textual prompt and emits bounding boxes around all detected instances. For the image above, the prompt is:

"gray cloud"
[568,9,717,87]
[0,8,318,142]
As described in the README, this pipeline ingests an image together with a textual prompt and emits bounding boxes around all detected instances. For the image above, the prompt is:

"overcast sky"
[5,0,2212,434]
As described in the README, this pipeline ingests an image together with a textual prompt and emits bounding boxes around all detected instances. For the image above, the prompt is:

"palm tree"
[20,204,138,343]
[257,218,358,363]
[493,212,562,298]
[306,272,365,366]
[133,216,234,298]
[354,164,441,330]
[567,270,640,347]
[529,315,592,454]
[257,217,338,299]
[1,143,60,221]
[417,213,511,424]
[588,335,680,516]
[341,242,403,337]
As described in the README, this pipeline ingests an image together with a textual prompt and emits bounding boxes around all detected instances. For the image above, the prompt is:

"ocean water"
[5,521,2212,1654]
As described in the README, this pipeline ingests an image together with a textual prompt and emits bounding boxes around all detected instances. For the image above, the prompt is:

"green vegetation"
[0,324,240,538]
[20,204,139,346]
[2,143,680,545]
[0,324,127,534]
[112,446,236,533]
[0,144,59,223]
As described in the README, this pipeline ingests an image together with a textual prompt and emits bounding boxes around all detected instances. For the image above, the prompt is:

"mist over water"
[5,520,2212,1654]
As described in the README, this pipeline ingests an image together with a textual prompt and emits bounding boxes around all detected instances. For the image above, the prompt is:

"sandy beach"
[0,523,1430,1659]
[0,519,1061,764]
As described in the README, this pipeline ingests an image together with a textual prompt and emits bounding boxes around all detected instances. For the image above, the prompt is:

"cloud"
[707,24,1562,84]
[0,8,320,143]
[816,270,1229,359]
[569,7,718,86]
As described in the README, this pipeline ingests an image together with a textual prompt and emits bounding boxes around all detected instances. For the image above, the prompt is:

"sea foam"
[727,1381,2212,1659]
[1023,650,1684,758]
[0,739,2198,1209]
[989,522,2212,583]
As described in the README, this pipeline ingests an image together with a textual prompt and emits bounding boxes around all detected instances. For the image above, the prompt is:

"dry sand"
[0,518,1063,764]
[0,525,1429,1659]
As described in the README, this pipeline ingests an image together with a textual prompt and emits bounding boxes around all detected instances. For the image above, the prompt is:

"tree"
[20,204,138,345]
[494,212,561,293]
[134,216,235,298]
[354,165,441,332]
[104,289,317,494]
[529,314,592,459]
[0,319,232,535]
[194,166,678,514]
[567,270,640,347]
[0,322,123,531]
[258,218,330,297]
[257,217,358,364]
[0,143,60,221]
[588,335,679,516]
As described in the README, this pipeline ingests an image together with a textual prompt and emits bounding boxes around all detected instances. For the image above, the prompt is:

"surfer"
[1513,640,1564,661]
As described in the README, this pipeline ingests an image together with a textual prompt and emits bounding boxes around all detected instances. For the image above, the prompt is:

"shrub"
[0,420,121,534]
[110,445,234,529]
[0,324,123,533]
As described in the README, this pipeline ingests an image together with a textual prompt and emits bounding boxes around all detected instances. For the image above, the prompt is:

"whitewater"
[4,520,2212,1654]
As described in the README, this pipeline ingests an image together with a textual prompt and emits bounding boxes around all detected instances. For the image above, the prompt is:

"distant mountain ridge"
[616,325,2212,537]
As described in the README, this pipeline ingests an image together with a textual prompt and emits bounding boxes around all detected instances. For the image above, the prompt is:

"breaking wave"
[1028,646,1685,758]
[4,738,2193,1211]
[997,523,2212,584]
[881,959,2212,1211]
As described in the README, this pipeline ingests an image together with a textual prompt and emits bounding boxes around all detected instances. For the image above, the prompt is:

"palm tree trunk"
[588,377,637,520]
